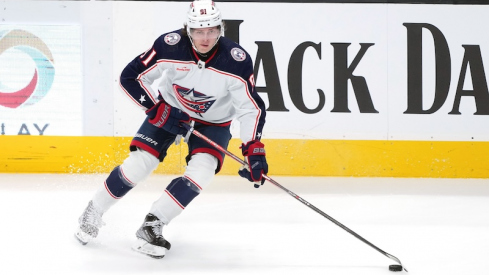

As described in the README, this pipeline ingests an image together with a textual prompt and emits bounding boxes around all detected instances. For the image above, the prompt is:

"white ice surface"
[0,173,488,275]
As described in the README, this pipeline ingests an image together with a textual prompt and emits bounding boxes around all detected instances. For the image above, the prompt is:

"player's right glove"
[238,140,268,188]
[146,101,190,136]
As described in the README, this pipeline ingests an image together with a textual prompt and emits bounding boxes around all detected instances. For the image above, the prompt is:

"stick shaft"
[185,125,406,271]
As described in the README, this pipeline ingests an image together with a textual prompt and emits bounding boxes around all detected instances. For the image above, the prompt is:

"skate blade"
[132,238,167,259]
[74,229,92,245]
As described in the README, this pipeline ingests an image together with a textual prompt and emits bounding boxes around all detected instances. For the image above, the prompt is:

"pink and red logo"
[0,29,55,108]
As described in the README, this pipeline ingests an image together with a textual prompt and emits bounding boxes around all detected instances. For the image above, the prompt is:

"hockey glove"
[146,101,190,136]
[238,140,268,188]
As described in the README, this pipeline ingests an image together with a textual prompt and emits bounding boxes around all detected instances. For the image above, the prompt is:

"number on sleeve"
[141,49,157,67]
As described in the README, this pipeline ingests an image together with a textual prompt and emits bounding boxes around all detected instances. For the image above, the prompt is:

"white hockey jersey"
[119,29,266,143]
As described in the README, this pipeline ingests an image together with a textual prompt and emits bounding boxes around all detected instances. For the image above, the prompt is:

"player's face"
[190,27,220,54]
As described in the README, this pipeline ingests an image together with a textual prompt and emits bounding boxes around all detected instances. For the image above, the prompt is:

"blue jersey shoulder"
[213,37,254,78]
[153,29,193,62]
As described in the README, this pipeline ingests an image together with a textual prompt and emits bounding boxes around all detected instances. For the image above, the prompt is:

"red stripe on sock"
[165,190,185,209]
[184,175,202,190]
[104,181,120,199]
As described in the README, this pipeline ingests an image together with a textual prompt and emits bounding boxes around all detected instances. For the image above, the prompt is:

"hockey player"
[75,0,268,259]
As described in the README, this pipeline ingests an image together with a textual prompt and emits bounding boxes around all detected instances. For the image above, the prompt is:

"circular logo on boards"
[0,29,55,108]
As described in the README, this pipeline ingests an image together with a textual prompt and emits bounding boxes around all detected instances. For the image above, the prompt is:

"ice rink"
[0,173,487,275]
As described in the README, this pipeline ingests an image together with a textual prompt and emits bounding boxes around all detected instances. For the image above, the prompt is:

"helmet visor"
[189,27,221,40]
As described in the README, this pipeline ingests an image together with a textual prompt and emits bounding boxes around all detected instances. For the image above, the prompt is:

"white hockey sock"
[149,153,218,224]
[91,148,159,214]
[91,186,119,214]
[150,193,184,225]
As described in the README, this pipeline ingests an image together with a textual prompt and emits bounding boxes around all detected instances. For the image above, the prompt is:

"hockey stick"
[182,123,407,272]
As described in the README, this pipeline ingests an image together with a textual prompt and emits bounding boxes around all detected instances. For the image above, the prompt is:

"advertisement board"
[0,25,82,136]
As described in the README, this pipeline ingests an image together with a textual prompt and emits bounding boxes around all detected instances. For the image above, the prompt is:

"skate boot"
[132,214,171,259]
[74,200,105,245]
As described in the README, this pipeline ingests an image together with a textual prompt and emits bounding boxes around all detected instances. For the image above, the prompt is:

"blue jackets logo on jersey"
[173,84,216,116]
[164,33,181,45]
[231,47,246,62]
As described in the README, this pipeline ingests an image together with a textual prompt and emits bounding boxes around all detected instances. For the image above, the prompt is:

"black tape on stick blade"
[389,265,403,272]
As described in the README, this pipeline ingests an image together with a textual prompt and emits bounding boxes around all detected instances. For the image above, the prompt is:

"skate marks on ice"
[0,173,487,275]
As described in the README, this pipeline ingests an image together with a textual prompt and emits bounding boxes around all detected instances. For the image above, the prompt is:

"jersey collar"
[191,43,219,66]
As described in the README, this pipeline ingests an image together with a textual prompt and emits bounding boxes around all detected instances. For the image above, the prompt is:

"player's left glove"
[238,140,268,188]
[146,101,190,136]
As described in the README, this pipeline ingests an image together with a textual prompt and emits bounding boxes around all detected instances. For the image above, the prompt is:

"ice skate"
[132,214,171,259]
[75,200,105,245]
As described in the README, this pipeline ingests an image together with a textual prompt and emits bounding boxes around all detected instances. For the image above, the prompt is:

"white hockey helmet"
[186,0,223,29]
[186,0,224,54]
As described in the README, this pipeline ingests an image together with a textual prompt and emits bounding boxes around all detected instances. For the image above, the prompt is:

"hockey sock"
[90,166,133,214]
[105,166,135,198]
[150,177,201,224]
[166,177,201,207]
[91,186,118,213]
[150,153,217,224]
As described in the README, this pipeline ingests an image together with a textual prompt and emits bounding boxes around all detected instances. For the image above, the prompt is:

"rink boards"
[1,135,487,178]
[1,2,489,177]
